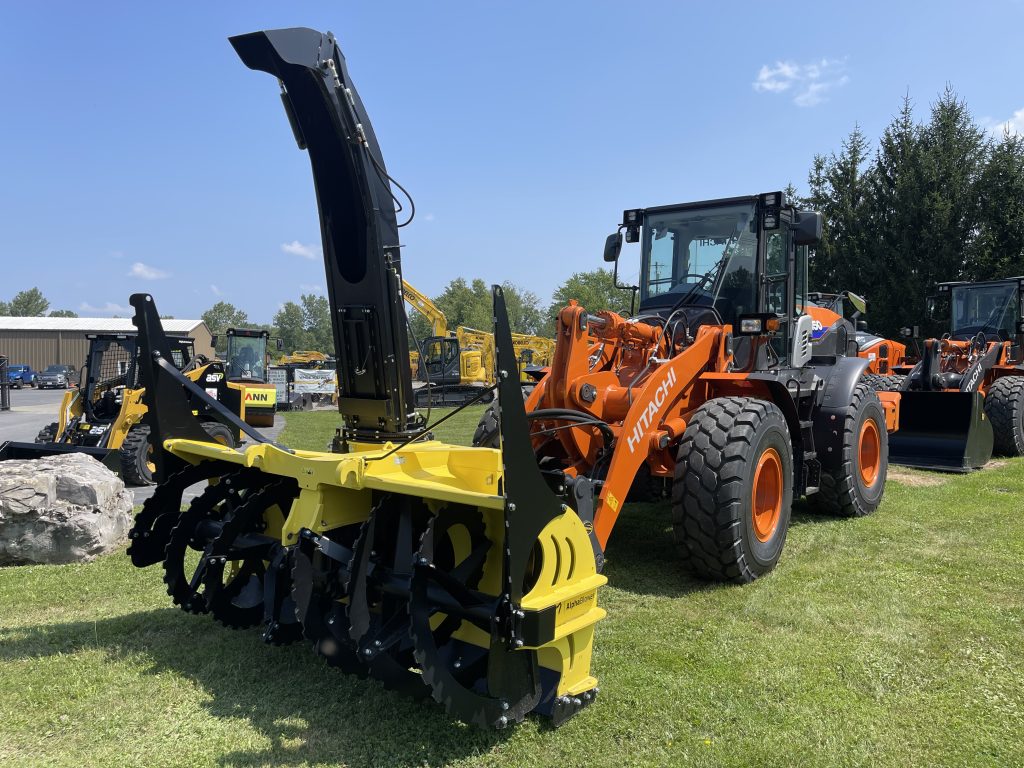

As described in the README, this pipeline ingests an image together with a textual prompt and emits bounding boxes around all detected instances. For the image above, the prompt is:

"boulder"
[0,453,134,565]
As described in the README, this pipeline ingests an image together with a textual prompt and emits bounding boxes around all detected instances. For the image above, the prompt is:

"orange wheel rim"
[858,419,881,486]
[752,447,783,543]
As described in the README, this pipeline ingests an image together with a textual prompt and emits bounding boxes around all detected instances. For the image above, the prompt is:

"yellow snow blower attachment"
[126,27,605,729]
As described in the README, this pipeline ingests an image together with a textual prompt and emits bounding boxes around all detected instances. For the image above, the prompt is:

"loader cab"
[932,278,1024,343]
[224,328,270,383]
[612,193,818,367]
[79,334,195,436]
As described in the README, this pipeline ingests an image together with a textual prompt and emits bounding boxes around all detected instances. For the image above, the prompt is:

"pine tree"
[971,130,1024,278]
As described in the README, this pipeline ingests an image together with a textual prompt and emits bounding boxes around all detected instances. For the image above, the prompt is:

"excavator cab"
[419,335,461,385]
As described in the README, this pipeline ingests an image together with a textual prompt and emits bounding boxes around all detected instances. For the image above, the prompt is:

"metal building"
[0,317,215,372]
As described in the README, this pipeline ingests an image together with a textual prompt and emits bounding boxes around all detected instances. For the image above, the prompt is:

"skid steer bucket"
[887,391,993,471]
[0,440,122,474]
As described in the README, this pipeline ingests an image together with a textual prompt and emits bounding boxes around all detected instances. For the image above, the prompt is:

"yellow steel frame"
[162,434,606,698]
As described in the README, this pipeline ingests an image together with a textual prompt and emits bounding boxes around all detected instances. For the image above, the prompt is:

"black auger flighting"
[126,28,606,730]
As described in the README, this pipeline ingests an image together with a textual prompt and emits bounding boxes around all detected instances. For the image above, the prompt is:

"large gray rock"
[0,453,134,565]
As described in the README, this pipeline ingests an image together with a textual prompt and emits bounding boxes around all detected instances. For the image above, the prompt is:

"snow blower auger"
[860,277,1024,471]
[475,194,901,581]
[125,27,605,729]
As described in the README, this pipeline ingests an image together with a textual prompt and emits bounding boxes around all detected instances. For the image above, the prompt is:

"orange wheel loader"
[861,277,1024,470]
[475,193,900,581]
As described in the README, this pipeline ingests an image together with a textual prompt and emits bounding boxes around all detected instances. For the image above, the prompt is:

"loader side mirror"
[276,338,284,351]
[925,295,948,320]
[900,326,919,339]
[210,335,218,347]
[847,291,867,314]
[603,232,622,263]
[794,211,823,245]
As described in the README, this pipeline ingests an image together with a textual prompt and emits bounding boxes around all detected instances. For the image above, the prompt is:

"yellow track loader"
[127,28,605,728]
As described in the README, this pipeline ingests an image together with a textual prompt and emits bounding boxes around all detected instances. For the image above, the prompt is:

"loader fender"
[816,355,871,411]
[812,355,873,467]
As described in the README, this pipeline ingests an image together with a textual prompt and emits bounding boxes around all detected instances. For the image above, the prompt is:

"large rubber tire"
[120,425,155,486]
[35,422,59,444]
[672,397,793,584]
[985,376,1024,456]
[862,373,906,392]
[472,404,500,449]
[200,421,237,448]
[810,382,887,517]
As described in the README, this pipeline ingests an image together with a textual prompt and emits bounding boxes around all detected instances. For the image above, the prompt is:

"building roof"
[0,317,204,333]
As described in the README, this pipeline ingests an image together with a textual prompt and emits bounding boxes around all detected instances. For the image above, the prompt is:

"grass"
[277,406,486,451]
[1,407,1022,767]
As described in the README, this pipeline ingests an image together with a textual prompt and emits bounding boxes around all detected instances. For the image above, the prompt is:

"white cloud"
[79,301,132,316]
[281,240,320,259]
[754,59,849,107]
[988,107,1024,136]
[210,284,222,296]
[128,261,169,280]
[299,283,325,294]
[423,213,436,222]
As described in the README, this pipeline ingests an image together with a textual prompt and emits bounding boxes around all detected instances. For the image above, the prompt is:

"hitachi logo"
[626,368,677,454]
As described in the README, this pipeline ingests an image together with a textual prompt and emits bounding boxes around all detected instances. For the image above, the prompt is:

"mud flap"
[888,391,993,472]
[0,440,123,476]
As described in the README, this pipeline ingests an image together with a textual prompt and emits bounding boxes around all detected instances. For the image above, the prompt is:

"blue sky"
[2,2,1021,322]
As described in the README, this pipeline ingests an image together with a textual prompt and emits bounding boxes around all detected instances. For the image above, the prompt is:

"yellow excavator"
[278,350,330,366]
[402,279,554,405]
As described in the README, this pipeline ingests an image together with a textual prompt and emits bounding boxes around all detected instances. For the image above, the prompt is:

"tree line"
[792,87,1024,338]
[404,272,628,347]
[0,288,78,318]
[201,271,628,357]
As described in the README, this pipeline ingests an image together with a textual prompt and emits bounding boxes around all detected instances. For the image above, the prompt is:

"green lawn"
[1,408,1022,767]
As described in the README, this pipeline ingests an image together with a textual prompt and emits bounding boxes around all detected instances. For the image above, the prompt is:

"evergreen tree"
[6,288,50,316]
[971,130,1024,278]
[863,95,929,336]
[804,127,871,297]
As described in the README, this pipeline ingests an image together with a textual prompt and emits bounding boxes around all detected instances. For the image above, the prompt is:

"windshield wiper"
[665,235,737,316]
